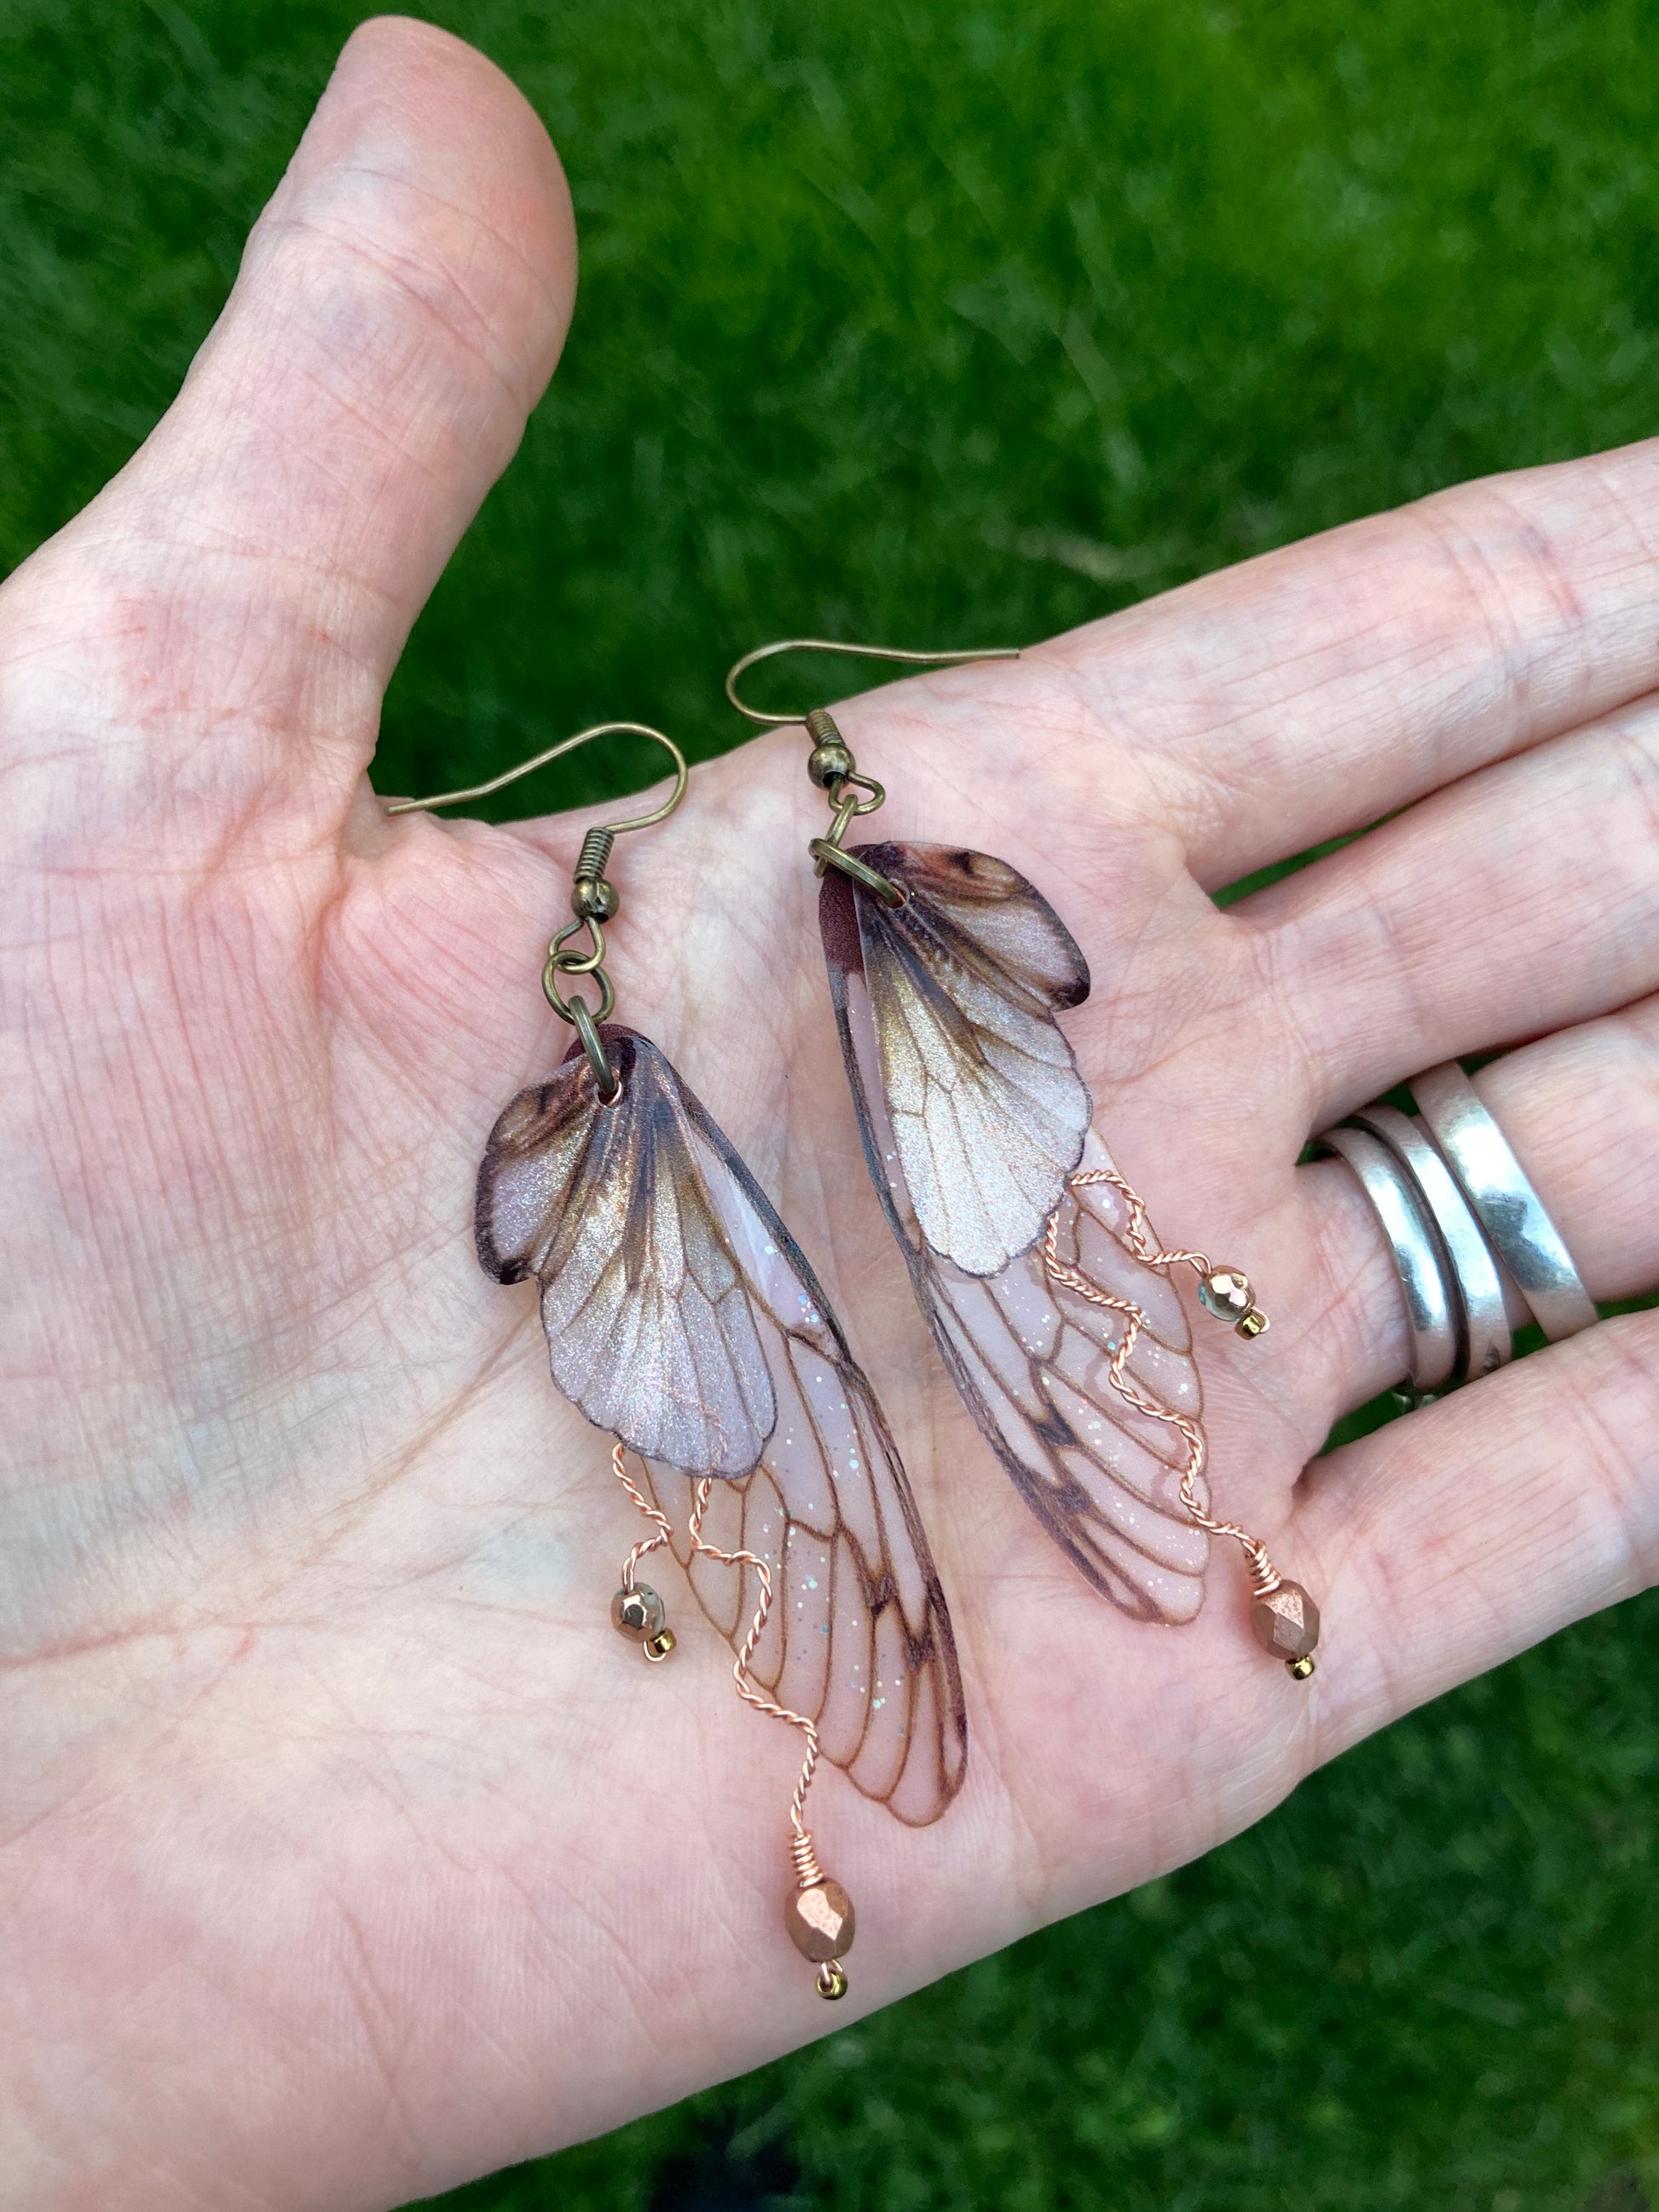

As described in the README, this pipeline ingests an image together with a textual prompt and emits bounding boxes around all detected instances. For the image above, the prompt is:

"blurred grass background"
[3,0,1658,2203]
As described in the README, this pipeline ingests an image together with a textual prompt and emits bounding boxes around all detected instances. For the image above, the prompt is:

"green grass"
[3,0,1658,2203]
[425,1613,1659,2211]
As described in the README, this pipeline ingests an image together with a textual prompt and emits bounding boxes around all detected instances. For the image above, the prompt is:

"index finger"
[1023,438,1659,887]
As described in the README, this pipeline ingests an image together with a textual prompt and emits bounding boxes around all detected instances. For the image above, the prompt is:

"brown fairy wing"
[477,1025,967,1821]
[823,863,1208,1622]
[838,842,1093,1277]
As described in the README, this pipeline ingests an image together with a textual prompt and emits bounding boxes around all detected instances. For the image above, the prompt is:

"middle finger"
[1238,690,1659,1124]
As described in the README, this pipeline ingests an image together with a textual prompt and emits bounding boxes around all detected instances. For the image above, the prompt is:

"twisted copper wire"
[1080,1163,1212,1280]
[685,1478,830,1874]
[1045,1169,1282,1598]
[789,1828,827,1889]
[610,1440,674,1591]
[610,1450,830,1853]
[609,1450,845,1982]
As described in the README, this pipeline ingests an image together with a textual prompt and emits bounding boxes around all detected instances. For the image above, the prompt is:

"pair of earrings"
[389,644,1319,2005]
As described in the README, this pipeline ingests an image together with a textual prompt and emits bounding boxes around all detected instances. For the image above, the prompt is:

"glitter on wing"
[476,1025,967,1824]
[851,842,1093,1277]
[822,849,1211,1623]
[474,1029,776,1476]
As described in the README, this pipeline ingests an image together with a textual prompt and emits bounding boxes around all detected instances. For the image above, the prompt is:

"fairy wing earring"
[725,646,1320,1679]
[387,725,968,1998]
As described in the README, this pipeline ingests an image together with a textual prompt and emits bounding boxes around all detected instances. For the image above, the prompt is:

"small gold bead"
[1236,1306,1270,1339]
[815,1961,849,2001]
[1288,1655,1316,1681]
[645,1627,677,1660]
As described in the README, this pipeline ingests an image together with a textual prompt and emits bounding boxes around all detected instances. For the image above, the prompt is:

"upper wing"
[823,862,1209,1623]
[477,1025,967,1822]
[475,1028,775,1476]
[839,840,1093,1277]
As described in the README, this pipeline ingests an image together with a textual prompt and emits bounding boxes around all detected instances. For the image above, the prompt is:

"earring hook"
[724,639,1020,727]
[384,722,689,1106]
[724,638,1020,907]
[382,720,688,833]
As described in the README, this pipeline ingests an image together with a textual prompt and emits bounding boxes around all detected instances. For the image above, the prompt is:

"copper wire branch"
[685,1477,830,1875]
[1043,1169,1283,1599]
[611,1440,675,1591]
[610,1447,847,1987]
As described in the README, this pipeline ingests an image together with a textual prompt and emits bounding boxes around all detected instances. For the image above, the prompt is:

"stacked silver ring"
[1316,1061,1598,1397]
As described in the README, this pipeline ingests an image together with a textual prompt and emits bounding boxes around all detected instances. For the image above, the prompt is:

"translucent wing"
[645,1372,967,1822]
[475,1028,775,1476]
[844,841,1093,1277]
[477,1026,967,1822]
[823,852,1209,1623]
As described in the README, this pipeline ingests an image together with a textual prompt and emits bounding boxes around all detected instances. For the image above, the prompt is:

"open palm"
[6,20,1658,2209]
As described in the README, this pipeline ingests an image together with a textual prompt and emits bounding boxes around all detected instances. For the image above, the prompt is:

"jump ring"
[808,840,906,907]
[569,996,620,1100]
[542,955,616,1029]
[549,917,607,977]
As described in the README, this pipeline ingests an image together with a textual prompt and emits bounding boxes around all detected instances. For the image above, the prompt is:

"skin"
[3,17,1658,2208]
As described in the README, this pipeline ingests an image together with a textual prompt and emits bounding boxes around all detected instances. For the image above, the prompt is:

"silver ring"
[1319,1125,1458,1394]
[1350,1103,1512,1384]
[1409,1063,1596,1343]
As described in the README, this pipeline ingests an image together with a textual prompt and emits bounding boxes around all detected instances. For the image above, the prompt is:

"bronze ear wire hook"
[725,640,1021,907]
[383,721,690,1100]
[722,638,1023,724]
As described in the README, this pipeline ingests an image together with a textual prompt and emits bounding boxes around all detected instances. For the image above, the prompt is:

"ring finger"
[1285,993,1659,1428]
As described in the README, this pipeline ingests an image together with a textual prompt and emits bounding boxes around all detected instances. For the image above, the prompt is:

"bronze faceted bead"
[610,1583,666,1640]
[785,1877,855,1965]
[1199,1267,1253,1321]
[1251,1580,1320,1670]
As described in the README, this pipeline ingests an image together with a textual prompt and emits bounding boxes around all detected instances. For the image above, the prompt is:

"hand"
[5,19,1656,2207]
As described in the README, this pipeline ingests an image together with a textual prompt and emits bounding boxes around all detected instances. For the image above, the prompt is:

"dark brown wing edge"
[651,1051,968,1822]
[823,868,1186,1614]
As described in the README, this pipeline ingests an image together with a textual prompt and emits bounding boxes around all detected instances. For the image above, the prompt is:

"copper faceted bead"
[1251,1580,1320,1670]
[785,1878,855,1965]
